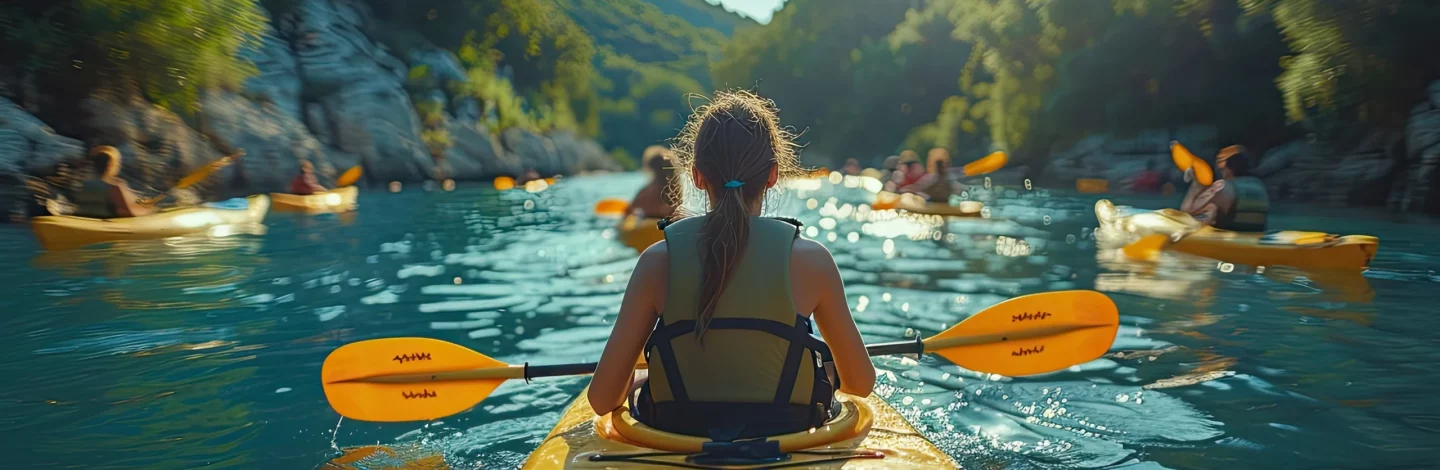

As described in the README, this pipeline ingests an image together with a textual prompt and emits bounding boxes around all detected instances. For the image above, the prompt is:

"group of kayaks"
[310,152,1380,469]
[29,186,358,251]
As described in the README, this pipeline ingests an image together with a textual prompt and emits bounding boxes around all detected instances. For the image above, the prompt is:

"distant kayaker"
[1180,145,1269,231]
[886,150,925,193]
[589,91,875,438]
[911,148,962,202]
[1126,159,1164,193]
[626,148,678,219]
[842,158,861,176]
[520,168,542,184]
[70,146,156,219]
[289,160,327,196]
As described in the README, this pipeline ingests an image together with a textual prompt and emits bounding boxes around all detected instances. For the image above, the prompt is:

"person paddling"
[912,148,962,202]
[289,160,327,196]
[625,147,679,219]
[588,91,875,438]
[886,150,924,193]
[70,146,157,218]
[1179,145,1269,231]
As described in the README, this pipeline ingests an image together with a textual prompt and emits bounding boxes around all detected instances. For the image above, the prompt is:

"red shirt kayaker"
[289,161,327,196]
[588,91,875,438]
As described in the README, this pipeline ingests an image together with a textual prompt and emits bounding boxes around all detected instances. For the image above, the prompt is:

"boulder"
[0,98,84,175]
[198,91,346,194]
[238,9,303,119]
[284,0,432,182]
[78,96,224,192]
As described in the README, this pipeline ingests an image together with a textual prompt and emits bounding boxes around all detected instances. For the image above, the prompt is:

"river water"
[1,173,1436,469]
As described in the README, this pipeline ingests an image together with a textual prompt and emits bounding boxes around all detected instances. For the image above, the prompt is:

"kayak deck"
[270,186,358,214]
[617,215,664,252]
[522,387,957,469]
[1172,228,1378,271]
[30,195,270,250]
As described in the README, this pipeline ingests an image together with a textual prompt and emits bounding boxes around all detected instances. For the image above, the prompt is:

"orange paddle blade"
[1170,141,1196,171]
[336,166,363,187]
[923,290,1118,376]
[1122,234,1170,260]
[173,155,238,191]
[595,198,628,216]
[1171,141,1214,186]
[1192,158,1214,186]
[493,176,516,191]
[962,151,1008,176]
[321,338,510,422]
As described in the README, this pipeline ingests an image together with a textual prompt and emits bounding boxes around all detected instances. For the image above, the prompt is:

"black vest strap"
[642,314,834,407]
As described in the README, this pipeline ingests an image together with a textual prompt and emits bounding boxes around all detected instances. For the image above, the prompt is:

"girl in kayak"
[71,146,156,219]
[1180,145,1269,231]
[625,146,678,219]
[589,91,875,438]
[288,160,327,196]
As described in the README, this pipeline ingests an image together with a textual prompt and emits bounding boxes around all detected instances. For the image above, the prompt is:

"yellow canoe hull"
[269,186,358,214]
[31,195,270,251]
[617,215,665,252]
[1171,228,1378,271]
[875,192,982,217]
[521,386,957,469]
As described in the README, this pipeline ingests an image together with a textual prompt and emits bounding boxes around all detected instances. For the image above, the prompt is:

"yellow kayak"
[1168,229,1378,271]
[1095,200,1378,270]
[269,186,358,214]
[522,386,957,469]
[617,215,665,252]
[31,195,270,250]
[874,192,982,217]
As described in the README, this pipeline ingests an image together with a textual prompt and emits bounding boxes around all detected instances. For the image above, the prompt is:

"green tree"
[1,0,267,113]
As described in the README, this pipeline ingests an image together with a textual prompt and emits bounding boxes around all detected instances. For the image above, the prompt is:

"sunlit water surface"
[2,173,1437,469]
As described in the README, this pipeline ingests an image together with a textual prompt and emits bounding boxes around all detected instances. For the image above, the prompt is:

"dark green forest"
[3,0,1438,167]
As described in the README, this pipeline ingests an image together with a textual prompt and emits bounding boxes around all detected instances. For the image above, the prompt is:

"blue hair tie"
[723,180,744,188]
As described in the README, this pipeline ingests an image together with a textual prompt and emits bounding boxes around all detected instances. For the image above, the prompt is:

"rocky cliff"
[1043,81,1440,213]
[0,0,617,219]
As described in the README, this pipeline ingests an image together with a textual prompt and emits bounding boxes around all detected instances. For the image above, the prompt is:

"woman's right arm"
[796,240,875,397]
[588,241,667,414]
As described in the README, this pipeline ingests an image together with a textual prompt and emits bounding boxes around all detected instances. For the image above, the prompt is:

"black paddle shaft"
[523,337,926,381]
[865,337,926,357]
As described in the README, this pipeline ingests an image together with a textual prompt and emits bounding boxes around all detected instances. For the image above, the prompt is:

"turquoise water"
[2,173,1437,469]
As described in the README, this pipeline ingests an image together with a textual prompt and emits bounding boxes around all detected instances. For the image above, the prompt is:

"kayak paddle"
[140,149,246,205]
[1170,142,1213,186]
[960,151,1008,177]
[320,290,1119,422]
[335,166,364,188]
[594,198,629,216]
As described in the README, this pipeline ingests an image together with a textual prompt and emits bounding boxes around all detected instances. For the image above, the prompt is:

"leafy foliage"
[713,0,1440,165]
[0,0,267,113]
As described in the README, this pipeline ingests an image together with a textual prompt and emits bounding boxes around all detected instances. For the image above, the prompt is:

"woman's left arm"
[587,242,667,414]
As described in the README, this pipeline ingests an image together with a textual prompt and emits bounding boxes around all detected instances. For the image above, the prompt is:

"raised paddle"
[335,166,364,188]
[594,198,629,216]
[1170,142,1213,187]
[139,150,246,205]
[960,151,1008,177]
[320,290,1119,422]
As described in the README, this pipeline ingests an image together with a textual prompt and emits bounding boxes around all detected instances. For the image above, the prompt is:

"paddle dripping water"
[1,172,1436,469]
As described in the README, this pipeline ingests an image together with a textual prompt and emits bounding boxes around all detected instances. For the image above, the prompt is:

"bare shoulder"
[790,237,837,272]
[635,240,669,273]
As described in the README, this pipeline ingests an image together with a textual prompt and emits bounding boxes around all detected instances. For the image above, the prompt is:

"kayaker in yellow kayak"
[589,90,875,438]
[625,147,678,219]
[885,150,924,192]
[71,146,156,219]
[1179,145,1269,231]
[910,148,964,202]
[288,160,327,196]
